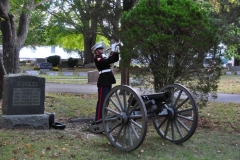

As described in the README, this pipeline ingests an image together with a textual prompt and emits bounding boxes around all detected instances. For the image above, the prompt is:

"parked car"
[203,56,229,69]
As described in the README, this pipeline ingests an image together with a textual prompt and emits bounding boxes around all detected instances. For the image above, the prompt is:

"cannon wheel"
[152,84,198,144]
[102,85,148,152]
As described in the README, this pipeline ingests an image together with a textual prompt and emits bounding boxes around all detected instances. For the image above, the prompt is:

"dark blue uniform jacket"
[94,52,119,87]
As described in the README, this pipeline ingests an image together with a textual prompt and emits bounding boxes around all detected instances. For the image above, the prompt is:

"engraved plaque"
[13,88,40,106]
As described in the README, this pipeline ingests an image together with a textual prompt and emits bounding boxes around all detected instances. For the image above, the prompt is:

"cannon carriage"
[89,83,198,152]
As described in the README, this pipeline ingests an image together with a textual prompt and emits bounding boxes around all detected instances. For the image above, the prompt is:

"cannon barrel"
[141,92,169,102]
[131,92,169,112]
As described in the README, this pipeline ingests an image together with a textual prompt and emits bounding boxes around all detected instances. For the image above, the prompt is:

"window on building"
[31,48,36,53]
[51,46,55,54]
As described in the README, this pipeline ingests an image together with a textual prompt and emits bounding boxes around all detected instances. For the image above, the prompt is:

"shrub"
[68,57,78,67]
[47,55,61,67]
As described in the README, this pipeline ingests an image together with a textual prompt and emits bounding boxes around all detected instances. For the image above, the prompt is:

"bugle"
[104,41,123,54]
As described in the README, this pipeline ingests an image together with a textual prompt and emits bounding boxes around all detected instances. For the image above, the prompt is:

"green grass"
[45,93,97,118]
[1,92,240,160]
[217,75,240,94]
[0,66,239,159]
[1,129,239,160]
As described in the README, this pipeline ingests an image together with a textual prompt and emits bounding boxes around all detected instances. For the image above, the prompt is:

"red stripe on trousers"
[97,87,103,121]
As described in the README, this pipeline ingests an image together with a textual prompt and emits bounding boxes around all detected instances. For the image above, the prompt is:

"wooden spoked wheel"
[152,84,198,144]
[102,85,148,152]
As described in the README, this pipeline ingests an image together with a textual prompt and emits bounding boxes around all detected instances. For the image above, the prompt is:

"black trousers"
[95,85,112,122]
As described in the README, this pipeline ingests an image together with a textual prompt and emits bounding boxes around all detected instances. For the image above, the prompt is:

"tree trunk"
[0,0,16,98]
[234,48,240,66]
[83,33,96,64]
[0,0,44,99]
[123,0,135,10]
[0,49,5,99]
[0,12,27,98]
[1,12,16,74]
[120,62,130,85]
[120,0,135,85]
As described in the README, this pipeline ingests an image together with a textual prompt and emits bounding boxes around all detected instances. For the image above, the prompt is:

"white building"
[20,46,80,60]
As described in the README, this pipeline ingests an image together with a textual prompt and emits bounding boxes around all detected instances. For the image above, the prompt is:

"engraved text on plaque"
[13,88,40,106]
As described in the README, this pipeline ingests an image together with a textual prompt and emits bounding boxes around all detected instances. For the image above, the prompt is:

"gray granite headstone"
[225,71,232,75]
[88,70,99,84]
[62,72,74,76]
[46,72,58,76]
[26,70,39,76]
[40,69,50,74]
[78,72,87,76]
[39,62,52,69]
[0,114,49,129]
[2,74,45,115]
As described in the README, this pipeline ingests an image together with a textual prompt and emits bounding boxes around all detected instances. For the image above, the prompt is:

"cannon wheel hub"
[116,112,128,124]
[167,108,175,119]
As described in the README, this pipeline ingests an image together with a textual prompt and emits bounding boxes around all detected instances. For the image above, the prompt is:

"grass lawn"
[0,66,239,159]
[217,75,240,94]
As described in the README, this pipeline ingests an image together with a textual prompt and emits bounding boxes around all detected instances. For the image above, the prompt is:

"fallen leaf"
[30,150,35,153]
[26,144,31,149]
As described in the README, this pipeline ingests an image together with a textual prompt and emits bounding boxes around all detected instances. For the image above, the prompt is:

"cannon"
[89,83,198,152]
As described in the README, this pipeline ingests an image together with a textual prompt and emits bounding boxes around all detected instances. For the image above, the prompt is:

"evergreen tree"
[121,0,220,106]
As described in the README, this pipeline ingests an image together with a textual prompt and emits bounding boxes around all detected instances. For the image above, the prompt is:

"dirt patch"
[59,120,101,139]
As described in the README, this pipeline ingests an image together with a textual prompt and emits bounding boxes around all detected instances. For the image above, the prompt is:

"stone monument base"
[0,114,49,129]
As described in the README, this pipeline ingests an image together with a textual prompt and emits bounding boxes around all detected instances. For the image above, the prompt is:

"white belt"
[99,69,111,74]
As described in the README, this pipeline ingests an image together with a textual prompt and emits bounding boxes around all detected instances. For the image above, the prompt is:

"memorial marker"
[62,72,74,76]
[78,72,87,76]
[1,74,49,129]
[46,72,58,76]
[2,74,45,115]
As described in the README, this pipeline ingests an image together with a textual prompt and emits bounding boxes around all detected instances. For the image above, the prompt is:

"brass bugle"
[104,41,123,53]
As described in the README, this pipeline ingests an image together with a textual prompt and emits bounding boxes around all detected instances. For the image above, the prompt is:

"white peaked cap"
[91,42,104,51]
